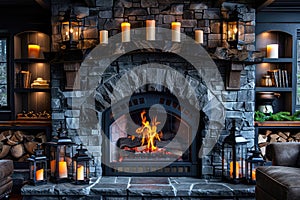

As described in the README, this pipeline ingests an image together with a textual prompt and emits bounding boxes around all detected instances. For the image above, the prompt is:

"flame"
[135,110,162,152]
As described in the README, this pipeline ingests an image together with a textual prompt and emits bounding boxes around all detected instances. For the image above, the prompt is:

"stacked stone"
[50,0,256,178]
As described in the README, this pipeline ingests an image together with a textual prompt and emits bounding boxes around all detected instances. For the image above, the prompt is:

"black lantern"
[223,6,240,48]
[27,144,47,185]
[222,119,249,183]
[47,122,75,183]
[72,144,90,184]
[60,8,82,50]
[246,147,265,184]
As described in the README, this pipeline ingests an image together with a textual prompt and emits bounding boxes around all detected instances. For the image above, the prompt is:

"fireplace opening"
[102,91,203,177]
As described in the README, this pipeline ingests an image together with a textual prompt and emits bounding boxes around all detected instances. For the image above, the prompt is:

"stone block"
[51,98,61,110]
[52,112,65,120]
[225,111,244,119]
[96,0,113,8]
[66,117,80,129]
[114,7,124,17]
[208,34,221,40]
[170,4,184,15]
[124,8,147,16]
[181,19,197,28]
[65,110,80,117]
[99,10,112,18]
[195,12,203,19]
[163,15,175,24]
[244,33,255,43]
[115,0,132,8]
[237,90,255,102]
[210,21,220,33]
[74,6,89,18]
[203,9,220,20]
[190,3,208,10]
[150,8,160,14]
[132,3,140,7]
[104,18,124,30]
[245,102,255,112]
[141,0,158,8]
[183,10,194,19]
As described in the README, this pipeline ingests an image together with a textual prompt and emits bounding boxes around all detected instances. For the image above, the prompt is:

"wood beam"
[35,0,50,10]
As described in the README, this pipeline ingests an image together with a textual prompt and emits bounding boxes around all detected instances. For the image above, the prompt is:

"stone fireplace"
[50,0,256,178]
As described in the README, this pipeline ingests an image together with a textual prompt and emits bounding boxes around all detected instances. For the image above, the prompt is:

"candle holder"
[72,144,91,185]
[46,122,75,183]
[222,118,249,183]
[27,144,47,185]
[246,147,265,184]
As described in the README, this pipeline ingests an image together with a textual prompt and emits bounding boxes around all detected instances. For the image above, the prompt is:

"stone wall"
[50,0,256,178]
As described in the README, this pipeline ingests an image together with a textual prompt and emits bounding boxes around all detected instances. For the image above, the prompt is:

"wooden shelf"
[0,120,51,126]
[255,121,300,127]
[14,58,47,63]
[14,88,50,93]
[256,87,293,92]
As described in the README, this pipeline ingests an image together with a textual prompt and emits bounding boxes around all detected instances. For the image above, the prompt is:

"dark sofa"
[255,142,300,200]
[0,159,13,199]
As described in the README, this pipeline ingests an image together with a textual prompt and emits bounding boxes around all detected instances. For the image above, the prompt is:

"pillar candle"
[252,169,256,180]
[99,30,108,44]
[195,30,204,44]
[50,160,56,174]
[171,22,181,42]
[229,161,240,179]
[77,165,84,180]
[36,169,44,181]
[267,44,279,58]
[121,22,131,42]
[28,44,40,58]
[146,20,155,41]
[59,161,68,178]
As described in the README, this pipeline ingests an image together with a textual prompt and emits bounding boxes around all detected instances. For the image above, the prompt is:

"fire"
[135,110,162,152]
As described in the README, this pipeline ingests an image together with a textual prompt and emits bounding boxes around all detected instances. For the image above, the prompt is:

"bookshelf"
[13,31,51,121]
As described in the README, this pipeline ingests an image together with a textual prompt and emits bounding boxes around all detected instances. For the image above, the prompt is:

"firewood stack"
[258,130,300,158]
[0,130,46,161]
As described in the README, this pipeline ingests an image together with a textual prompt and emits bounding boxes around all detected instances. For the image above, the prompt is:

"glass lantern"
[222,119,249,183]
[60,8,82,50]
[72,144,90,185]
[222,6,240,48]
[47,122,75,183]
[246,148,265,184]
[27,144,47,185]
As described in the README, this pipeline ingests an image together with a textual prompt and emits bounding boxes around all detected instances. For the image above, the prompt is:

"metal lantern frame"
[72,144,91,185]
[27,144,47,185]
[222,6,241,49]
[60,8,83,50]
[47,123,75,183]
[222,119,249,183]
[246,148,265,184]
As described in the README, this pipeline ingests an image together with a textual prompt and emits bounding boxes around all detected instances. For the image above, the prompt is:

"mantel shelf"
[255,121,300,127]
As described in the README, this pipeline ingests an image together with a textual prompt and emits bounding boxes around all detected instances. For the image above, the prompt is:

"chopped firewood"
[293,132,300,140]
[17,154,30,162]
[24,141,39,154]
[0,130,13,142]
[0,144,11,159]
[6,137,18,146]
[136,145,147,152]
[260,146,267,158]
[265,130,272,137]
[278,132,288,140]
[258,134,267,144]
[9,131,24,143]
[269,134,279,143]
[23,134,35,142]
[36,132,46,143]
[277,137,286,142]
[258,142,269,148]
[10,144,25,158]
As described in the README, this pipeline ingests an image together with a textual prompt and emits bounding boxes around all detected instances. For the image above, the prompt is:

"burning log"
[117,137,141,149]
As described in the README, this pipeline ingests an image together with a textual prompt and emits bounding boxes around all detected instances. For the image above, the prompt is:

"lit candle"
[229,161,240,179]
[28,44,40,58]
[99,30,108,44]
[252,169,256,180]
[267,44,279,58]
[146,20,155,41]
[77,165,84,180]
[36,169,44,181]
[59,161,68,178]
[195,30,203,44]
[50,160,56,175]
[171,22,181,42]
[121,22,131,42]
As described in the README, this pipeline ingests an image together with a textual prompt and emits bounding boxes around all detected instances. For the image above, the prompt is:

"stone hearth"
[22,176,255,200]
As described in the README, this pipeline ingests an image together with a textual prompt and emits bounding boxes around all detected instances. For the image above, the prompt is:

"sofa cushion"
[297,153,300,168]
[256,166,300,200]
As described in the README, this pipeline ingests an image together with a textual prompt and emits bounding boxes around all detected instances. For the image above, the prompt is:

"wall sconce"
[60,8,82,50]
[223,6,241,49]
